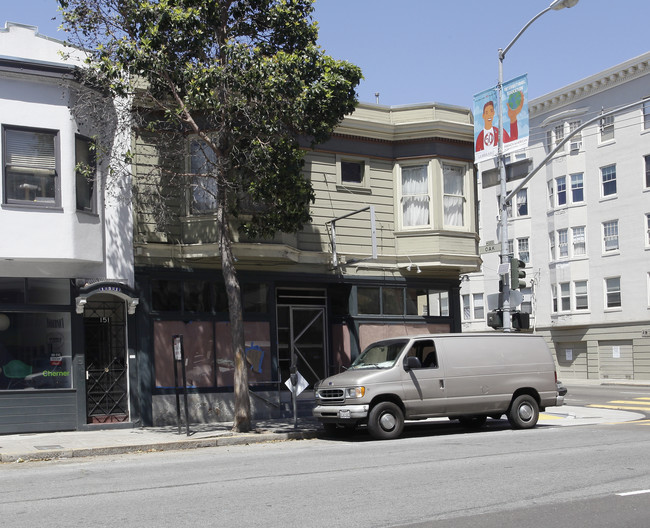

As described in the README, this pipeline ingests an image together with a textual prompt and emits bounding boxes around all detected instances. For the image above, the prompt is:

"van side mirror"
[404,356,421,370]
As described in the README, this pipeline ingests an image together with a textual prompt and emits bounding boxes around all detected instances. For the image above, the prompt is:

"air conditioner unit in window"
[570,140,582,152]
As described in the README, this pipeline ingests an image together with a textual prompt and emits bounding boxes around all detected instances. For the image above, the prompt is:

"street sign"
[479,242,499,254]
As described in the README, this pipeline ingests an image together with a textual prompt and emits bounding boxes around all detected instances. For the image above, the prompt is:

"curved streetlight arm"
[500,6,553,61]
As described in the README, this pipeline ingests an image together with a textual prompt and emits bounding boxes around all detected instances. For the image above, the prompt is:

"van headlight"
[346,386,365,399]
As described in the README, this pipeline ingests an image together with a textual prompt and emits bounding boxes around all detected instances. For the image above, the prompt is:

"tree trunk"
[216,185,251,432]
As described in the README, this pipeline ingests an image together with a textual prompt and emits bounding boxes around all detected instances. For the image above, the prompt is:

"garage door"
[598,340,634,380]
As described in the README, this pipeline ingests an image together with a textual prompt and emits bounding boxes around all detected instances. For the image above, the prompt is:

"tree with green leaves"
[58,0,361,432]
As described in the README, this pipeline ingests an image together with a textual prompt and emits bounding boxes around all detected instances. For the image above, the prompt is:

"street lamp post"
[497,0,579,331]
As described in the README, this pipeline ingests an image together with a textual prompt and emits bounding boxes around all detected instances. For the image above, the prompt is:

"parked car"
[314,333,563,440]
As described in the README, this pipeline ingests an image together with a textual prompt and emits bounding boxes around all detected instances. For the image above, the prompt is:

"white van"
[313,333,563,439]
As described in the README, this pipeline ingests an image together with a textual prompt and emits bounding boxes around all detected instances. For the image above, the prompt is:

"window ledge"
[2,203,63,212]
[602,250,620,257]
[335,184,372,195]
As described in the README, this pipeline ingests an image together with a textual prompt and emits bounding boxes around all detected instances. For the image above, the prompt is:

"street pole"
[496,0,579,332]
[497,50,512,331]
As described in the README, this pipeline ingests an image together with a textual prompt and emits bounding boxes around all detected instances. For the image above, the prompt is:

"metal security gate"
[277,289,327,391]
[84,299,129,423]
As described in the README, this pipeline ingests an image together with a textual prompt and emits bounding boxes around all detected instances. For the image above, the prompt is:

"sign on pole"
[473,74,529,163]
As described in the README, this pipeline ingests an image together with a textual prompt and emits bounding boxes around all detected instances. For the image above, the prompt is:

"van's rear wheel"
[507,394,539,429]
[368,402,404,440]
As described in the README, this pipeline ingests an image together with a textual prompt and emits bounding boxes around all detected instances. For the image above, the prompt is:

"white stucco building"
[0,23,137,433]
[461,52,650,381]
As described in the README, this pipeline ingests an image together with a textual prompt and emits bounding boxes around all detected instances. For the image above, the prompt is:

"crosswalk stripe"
[587,404,650,412]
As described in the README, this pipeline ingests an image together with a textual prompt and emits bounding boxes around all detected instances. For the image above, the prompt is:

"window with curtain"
[517,237,530,263]
[401,164,430,228]
[572,226,586,256]
[4,127,57,206]
[575,281,588,310]
[75,136,96,213]
[603,220,619,252]
[644,155,650,189]
[516,189,528,216]
[443,164,464,227]
[190,140,218,214]
[644,100,650,130]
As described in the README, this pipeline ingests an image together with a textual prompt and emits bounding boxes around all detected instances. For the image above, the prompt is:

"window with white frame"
[575,280,588,310]
[549,232,556,260]
[3,126,58,207]
[547,180,554,209]
[556,176,566,206]
[552,285,558,313]
[516,188,528,216]
[189,140,218,214]
[554,123,565,147]
[337,155,369,189]
[644,100,650,130]
[400,164,430,228]
[645,155,650,189]
[601,164,617,197]
[570,173,584,203]
[600,115,614,142]
[605,277,621,308]
[558,229,568,258]
[569,120,582,151]
[472,293,484,320]
[572,226,586,256]
[646,213,650,247]
[497,194,512,218]
[442,163,465,227]
[603,220,619,252]
[75,135,96,213]
[560,282,571,311]
[517,237,529,263]
[545,130,553,152]
[462,294,470,320]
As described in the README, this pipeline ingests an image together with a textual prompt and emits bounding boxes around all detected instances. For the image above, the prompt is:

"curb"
[1,429,321,463]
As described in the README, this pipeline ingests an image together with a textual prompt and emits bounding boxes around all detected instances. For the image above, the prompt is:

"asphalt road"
[2,384,649,528]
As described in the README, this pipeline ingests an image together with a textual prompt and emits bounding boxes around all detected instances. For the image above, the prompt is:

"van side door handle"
[439,379,445,390]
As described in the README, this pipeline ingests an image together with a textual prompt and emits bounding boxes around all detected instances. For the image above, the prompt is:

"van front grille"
[317,388,345,404]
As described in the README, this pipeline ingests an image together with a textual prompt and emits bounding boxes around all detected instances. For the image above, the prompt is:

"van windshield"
[350,339,409,369]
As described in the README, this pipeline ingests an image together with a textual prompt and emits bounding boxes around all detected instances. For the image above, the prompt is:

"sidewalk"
[1,405,643,463]
[0,417,322,463]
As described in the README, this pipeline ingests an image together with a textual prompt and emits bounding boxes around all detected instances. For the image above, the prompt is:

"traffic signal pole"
[495,0,580,332]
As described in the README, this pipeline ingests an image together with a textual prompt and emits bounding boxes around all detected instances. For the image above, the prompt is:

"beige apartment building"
[132,102,480,424]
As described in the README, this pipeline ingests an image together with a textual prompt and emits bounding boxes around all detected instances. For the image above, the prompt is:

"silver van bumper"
[313,404,369,421]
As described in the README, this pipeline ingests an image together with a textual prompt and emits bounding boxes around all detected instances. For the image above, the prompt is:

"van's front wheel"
[368,402,404,440]
[508,394,539,429]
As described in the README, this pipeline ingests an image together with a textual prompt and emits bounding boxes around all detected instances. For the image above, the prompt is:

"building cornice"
[531,52,650,118]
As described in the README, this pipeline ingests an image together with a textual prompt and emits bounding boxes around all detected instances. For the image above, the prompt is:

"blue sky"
[4,0,650,108]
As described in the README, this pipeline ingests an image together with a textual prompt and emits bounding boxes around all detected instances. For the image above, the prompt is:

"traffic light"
[487,310,503,329]
[510,258,526,290]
